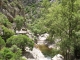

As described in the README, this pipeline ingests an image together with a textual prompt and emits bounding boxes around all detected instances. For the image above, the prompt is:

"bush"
[14,15,24,30]
[0,13,11,27]
[0,47,14,60]
[6,35,34,50]
[0,46,23,60]
[1,26,15,41]
[0,36,6,50]
[10,45,22,60]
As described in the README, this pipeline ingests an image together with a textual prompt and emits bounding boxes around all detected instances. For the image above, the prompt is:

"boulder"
[37,33,49,45]
[52,54,64,60]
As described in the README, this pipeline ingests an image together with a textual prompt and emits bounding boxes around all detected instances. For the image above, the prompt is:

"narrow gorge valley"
[0,0,80,60]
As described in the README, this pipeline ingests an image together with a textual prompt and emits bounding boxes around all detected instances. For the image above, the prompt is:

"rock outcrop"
[21,0,42,6]
[0,0,25,22]
[52,54,64,60]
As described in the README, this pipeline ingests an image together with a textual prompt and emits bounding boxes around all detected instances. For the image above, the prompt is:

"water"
[30,47,51,60]
[25,47,51,60]
[25,47,64,60]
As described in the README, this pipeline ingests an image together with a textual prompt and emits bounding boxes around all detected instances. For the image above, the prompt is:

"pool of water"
[38,45,53,57]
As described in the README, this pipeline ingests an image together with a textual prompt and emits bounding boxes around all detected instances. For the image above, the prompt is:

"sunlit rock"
[16,28,27,34]
[25,46,51,60]
[25,47,30,51]
[38,33,49,40]
[26,29,35,40]
[37,33,49,45]
[52,54,64,60]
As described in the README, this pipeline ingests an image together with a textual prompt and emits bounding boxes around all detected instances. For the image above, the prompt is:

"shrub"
[0,36,6,50]
[6,35,34,50]
[1,26,15,41]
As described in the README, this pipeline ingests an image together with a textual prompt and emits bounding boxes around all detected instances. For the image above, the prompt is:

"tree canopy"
[14,15,24,30]
[6,35,34,50]
[0,36,5,50]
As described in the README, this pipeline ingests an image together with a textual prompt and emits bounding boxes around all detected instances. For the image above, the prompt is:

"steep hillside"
[21,0,42,5]
[0,0,25,22]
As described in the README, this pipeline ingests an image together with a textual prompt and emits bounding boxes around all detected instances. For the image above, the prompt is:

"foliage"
[6,35,34,50]
[0,46,23,60]
[41,0,50,9]
[0,47,14,60]
[1,26,15,41]
[25,0,51,35]
[0,13,11,27]
[0,36,6,50]
[0,0,80,59]
[29,19,48,35]
[51,49,60,57]
[10,45,22,60]
[26,0,80,59]
[14,15,24,30]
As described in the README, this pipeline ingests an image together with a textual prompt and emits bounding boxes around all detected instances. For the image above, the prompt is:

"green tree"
[14,15,24,30]
[29,0,80,59]
[43,0,80,60]
[0,36,6,50]
[30,19,48,35]
[41,0,50,9]
[0,47,14,60]
[1,26,15,41]
[6,35,34,50]
[10,45,22,60]
[0,46,23,60]
[0,13,11,28]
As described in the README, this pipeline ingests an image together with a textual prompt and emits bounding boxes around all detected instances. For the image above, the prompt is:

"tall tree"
[0,36,5,50]
[41,0,80,60]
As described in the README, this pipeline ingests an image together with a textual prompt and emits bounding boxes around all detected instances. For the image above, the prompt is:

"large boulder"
[52,54,64,60]
[37,33,49,45]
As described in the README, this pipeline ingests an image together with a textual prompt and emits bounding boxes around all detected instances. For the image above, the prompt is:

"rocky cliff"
[0,0,25,22]
[21,0,42,6]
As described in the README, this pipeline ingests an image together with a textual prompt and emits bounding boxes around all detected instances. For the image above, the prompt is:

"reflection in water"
[25,47,51,60]
[25,46,64,60]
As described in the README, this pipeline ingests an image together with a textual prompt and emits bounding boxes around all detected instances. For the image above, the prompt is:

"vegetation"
[0,46,23,60]
[6,35,34,50]
[26,0,80,60]
[0,0,80,60]
[14,15,24,30]
[1,26,15,41]
[0,36,6,50]
[0,13,11,28]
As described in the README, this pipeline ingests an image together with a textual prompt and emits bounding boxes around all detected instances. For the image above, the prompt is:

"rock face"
[37,33,49,45]
[52,54,64,60]
[21,0,42,6]
[25,47,49,60]
[0,0,25,22]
